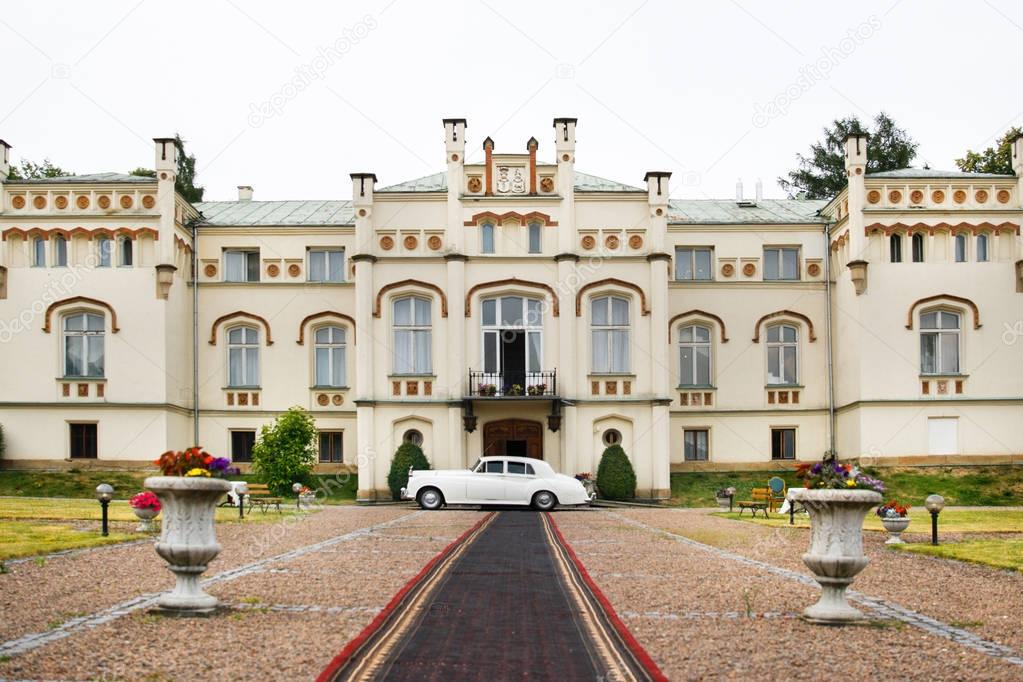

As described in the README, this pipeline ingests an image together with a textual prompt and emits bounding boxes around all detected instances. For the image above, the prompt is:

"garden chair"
[767,477,786,512]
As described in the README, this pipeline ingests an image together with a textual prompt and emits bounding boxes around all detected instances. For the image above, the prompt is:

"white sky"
[1,0,1020,202]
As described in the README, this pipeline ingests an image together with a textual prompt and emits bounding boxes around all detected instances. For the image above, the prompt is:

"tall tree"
[779,112,918,199]
[6,158,72,180]
[955,127,1022,175]
[174,134,204,203]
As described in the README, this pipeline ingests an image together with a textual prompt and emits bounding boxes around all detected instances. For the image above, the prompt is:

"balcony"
[467,370,557,398]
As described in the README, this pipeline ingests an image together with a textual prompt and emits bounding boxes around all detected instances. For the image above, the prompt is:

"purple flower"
[209,457,232,472]
[810,463,822,475]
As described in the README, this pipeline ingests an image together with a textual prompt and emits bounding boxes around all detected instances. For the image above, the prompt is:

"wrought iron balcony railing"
[468,370,557,398]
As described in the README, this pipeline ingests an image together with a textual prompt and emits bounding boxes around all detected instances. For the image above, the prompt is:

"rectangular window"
[55,237,68,267]
[528,223,542,253]
[119,238,133,267]
[771,428,796,460]
[32,238,46,267]
[97,238,112,267]
[764,247,799,280]
[912,234,924,262]
[683,429,709,461]
[224,250,260,282]
[889,235,902,263]
[675,247,713,280]
[308,249,345,282]
[318,431,343,463]
[481,224,495,254]
[954,235,967,263]
[69,423,97,459]
[231,430,256,462]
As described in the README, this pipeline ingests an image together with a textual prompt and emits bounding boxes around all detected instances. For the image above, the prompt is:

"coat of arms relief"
[495,166,527,195]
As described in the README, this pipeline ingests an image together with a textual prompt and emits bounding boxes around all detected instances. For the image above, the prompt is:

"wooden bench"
[737,488,771,518]
[244,483,282,514]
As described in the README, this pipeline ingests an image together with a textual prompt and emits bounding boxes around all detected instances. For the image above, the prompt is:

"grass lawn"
[894,540,1023,572]
[713,508,1023,533]
[0,521,135,561]
[671,465,1023,508]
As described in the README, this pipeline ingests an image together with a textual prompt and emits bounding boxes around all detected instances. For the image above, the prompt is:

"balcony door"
[483,419,544,459]
[481,296,542,394]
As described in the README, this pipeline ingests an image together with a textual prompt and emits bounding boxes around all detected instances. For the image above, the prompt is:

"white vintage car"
[401,456,593,511]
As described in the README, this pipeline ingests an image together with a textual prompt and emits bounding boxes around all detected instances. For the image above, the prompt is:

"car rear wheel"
[418,488,444,510]
[531,490,557,511]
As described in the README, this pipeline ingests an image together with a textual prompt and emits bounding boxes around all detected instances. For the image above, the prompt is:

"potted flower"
[297,485,317,510]
[877,500,911,544]
[145,447,240,615]
[715,486,736,511]
[527,383,547,396]
[478,383,497,397]
[789,452,885,624]
[129,491,161,532]
[507,384,524,396]
[575,472,596,498]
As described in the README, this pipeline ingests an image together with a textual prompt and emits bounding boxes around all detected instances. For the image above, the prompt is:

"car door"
[503,460,532,503]
[465,460,506,502]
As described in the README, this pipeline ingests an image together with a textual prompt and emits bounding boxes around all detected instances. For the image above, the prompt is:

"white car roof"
[479,456,555,474]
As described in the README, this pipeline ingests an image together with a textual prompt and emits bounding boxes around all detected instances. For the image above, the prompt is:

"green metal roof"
[5,172,156,184]
[376,170,644,193]
[194,200,354,226]
[667,199,827,224]
[867,168,1014,179]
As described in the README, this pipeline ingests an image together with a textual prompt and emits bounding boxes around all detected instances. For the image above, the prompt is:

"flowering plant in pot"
[877,500,911,544]
[574,472,596,497]
[145,447,239,615]
[478,384,497,397]
[715,486,736,510]
[789,452,884,624]
[129,491,161,532]
[527,383,547,396]
[507,384,524,396]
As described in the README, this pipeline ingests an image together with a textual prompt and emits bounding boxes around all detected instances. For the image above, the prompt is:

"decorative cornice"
[464,278,560,317]
[3,227,158,241]
[297,311,357,345]
[374,279,448,318]
[575,278,650,316]
[668,310,729,343]
[752,310,816,343]
[463,211,558,227]
[906,294,981,330]
[209,311,274,345]
[443,253,469,262]
[349,253,378,264]
[646,252,672,262]
[43,296,120,334]
[865,221,1019,236]
[553,253,580,263]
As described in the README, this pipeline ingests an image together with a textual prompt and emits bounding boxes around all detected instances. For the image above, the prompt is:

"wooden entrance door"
[482,419,543,459]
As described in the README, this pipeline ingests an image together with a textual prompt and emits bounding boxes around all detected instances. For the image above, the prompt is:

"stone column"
[153,138,178,268]
[645,171,672,500]
[350,173,378,502]
[553,118,578,476]
[446,254,468,467]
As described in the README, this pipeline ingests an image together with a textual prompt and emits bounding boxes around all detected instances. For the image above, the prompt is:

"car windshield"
[470,458,482,472]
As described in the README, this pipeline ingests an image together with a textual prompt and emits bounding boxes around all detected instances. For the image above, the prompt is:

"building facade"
[1,120,1021,500]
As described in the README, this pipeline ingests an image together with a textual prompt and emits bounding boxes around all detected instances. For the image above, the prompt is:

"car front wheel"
[531,490,557,511]
[418,488,444,510]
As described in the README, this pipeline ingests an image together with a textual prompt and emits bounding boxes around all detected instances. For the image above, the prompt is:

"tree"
[595,444,636,501]
[955,127,1022,175]
[251,407,318,496]
[779,112,918,199]
[174,134,204,203]
[6,159,72,180]
[129,167,157,178]
[387,442,430,500]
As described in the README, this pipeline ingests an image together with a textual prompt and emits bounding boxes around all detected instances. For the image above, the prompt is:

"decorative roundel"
[119,195,133,209]
[142,195,156,209]
[159,172,168,180]
[316,394,329,406]
[204,264,217,278]
[97,195,111,209]
[721,263,735,277]
[628,234,643,249]
[655,208,663,216]
[887,190,902,203]
[581,235,596,250]
[953,189,967,204]
[866,190,881,204]
[997,189,1011,204]
[55,195,68,209]
[403,235,418,250]
[855,168,862,175]
[931,190,945,203]
[604,235,620,250]
[33,195,46,209]
[76,195,90,209]
[742,263,756,277]
[975,189,989,203]
[331,394,343,405]
[11,195,25,209]
[909,189,924,204]
[358,208,367,217]
[467,177,482,193]
[288,263,301,277]
[427,235,443,251]
[561,153,570,162]
[539,177,554,193]
[807,263,821,277]
[266,263,280,277]
[451,153,459,162]
[380,235,395,251]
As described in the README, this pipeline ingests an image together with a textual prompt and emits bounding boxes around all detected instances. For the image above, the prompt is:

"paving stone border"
[612,512,1023,668]
[0,511,422,659]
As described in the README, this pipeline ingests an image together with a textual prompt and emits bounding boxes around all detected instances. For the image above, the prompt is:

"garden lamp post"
[292,482,303,510]
[236,481,248,519]
[95,484,114,536]
[924,494,945,546]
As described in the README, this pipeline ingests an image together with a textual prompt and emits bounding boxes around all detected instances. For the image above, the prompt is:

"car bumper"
[400,487,410,500]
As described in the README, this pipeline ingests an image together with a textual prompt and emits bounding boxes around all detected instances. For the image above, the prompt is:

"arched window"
[679,324,712,386]
[602,429,622,446]
[118,236,133,267]
[32,237,46,267]
[227,326,260,387]
[920,310,959,375]
[403,429,423,447]
[97,237,112,267]
[393,296,432,374]
[976,234,989,262]
[314,326,346,387]
[528,222,542,253]
[889,234,902,263]
[766,324,798,385]
[63,312,104,377]
[911,233,924,262]
[954,233,967,262]
[481,223,495,254]
[591,295,630,373]
[54,236,68,267]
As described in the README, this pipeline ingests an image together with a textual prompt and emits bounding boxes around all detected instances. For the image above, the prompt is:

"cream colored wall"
[0,406,175,461]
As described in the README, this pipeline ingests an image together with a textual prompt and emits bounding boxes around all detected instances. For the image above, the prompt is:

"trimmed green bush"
[387,442,431,500]
[251,407,318,496]
[0,424,5,459]
[596,444,636,500]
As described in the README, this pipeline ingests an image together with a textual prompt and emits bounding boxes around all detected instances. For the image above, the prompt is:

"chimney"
[443,118,467,163]
[844,132,869,175]
[483,137,495,195]
[735,178,743,201]
[153,137,176,173]
[0,139,10,180]
[527,137,539,194]
[1011,131,1023,177]
[237,185,253,201]
[755,178,763,202]
[553,117,577,159]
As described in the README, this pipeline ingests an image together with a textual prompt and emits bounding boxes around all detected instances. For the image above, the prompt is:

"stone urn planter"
[715,496,732,511]
[298,492,317,510]
[881,516,911,545]
[789,488,882,624]
[132,506,159,532]
[144,476,232,615]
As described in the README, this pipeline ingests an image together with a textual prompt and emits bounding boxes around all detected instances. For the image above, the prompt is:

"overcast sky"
[1,0,1020,202]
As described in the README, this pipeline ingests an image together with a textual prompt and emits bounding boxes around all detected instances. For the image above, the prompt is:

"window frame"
[911,233,925,262]
[919,309,961,375]
[480,222,495,254]
[771,427,796,460]
[763,247,800,281]
[590,295,631,374]
[889,234,902,263]
[954,233,967,263]
[674,247,714,281]
[62,311,105,378]
[318,430,344,463]
[31,237,46,267]
[223,249,260,282]
[227,325,260,387]
[313,325,347,387]
[307,248,345,283]
[765,323,799,386]
[69,422,98,459]
[976,234,989,262]
[230,429,256,462]
[54,235,68,267]
[678,324,712,387]
[392,296,433,375]
[403,429,424,447]
[118,236,134,268]
[527,222,542,254]
[683,429,709,461]
[97,237,112,267]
